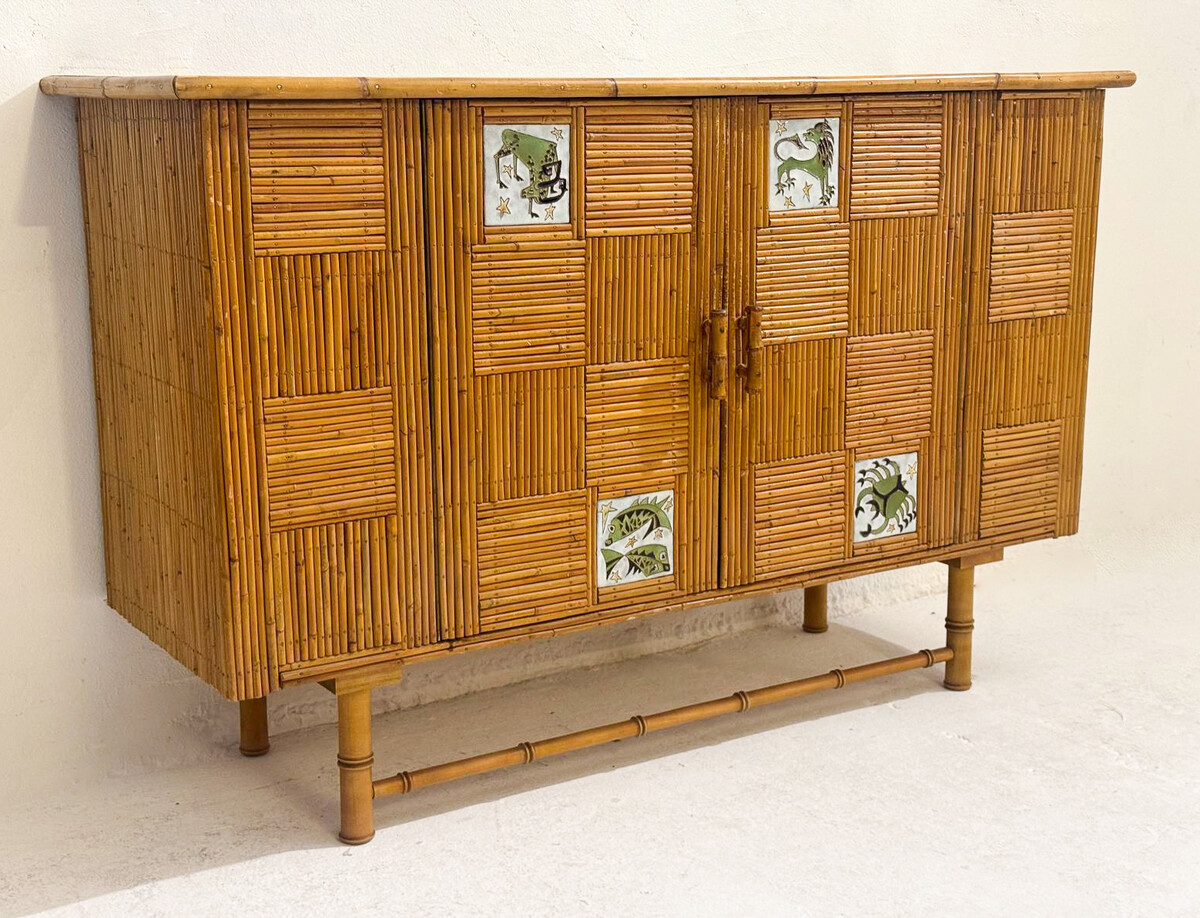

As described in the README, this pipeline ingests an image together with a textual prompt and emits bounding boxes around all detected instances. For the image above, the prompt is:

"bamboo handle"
[704,308,729,400]
[739,304,763,394]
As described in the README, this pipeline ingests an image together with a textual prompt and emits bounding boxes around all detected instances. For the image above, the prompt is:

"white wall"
[2,0,1194,798]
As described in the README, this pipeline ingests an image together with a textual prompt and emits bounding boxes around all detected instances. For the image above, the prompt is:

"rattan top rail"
[39,71,1136,100]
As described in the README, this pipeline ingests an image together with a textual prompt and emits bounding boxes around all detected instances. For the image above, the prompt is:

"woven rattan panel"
[727,93,964,586]
[967,91,1102,541]
[239,100,437,673]
[421,89,1105,642]
[425,99,720,638]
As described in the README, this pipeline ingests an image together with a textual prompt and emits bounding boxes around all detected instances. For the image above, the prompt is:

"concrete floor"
[2,537,1197,917]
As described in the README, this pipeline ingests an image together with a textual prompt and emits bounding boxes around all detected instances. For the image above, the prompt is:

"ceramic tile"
[852,452,917,542]
[596,490,675,587]
[483,122,571,227]
[767,117,840,212]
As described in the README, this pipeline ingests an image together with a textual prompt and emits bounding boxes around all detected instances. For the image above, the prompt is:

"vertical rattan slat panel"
[956,91,998,544]
[1058,91,1105,535]
[383,100,439,648]
[426,100,481,640]
[720,96,762,589]
[687,97,726,594]
[201,100,274,698]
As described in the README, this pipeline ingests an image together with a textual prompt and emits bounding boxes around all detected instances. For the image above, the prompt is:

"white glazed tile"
[596,490,675,587]
[852,452,918,543]
[767,117,840,212]
[483,122,571,227]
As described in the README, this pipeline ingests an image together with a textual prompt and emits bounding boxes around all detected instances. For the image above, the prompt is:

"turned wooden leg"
[239,697,270,756]
[337,686,375,845]
[802,584,828,633]
[944,565,975,691]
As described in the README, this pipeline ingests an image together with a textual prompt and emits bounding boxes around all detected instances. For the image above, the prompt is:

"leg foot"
[239,697,270,756]
[944,565,975,691]
[802,584,828,634]
[337,687,375,845]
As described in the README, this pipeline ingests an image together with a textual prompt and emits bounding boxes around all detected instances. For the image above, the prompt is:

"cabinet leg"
[238,697,270,756]
[944,565,975,691]
[337,686,375,845]
[802,584,828,633]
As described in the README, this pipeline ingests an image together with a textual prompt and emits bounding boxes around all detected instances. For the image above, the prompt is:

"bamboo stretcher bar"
[373,646,952,797]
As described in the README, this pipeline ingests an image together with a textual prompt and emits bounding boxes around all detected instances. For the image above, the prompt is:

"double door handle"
[738,304,763,394]
[703,308,729,400]
[703,305,763,400]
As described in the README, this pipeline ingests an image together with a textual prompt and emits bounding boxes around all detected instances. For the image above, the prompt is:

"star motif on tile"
[496,197,511,216]
[887,521,897,533]
[907,463,917,476]
[775,120,788,135]
[610,568,623,583]
[543,204,556,220]
[653,528,664,539]
[625,536,638,548]
[802,181,813,201]
[501,164,515,179]
[599,502,615,521]
[784,196,795,208]
[551,127,564,142]
[663,497,673,511]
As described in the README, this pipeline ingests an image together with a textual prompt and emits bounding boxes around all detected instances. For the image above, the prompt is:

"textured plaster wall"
[1,0,1194,799]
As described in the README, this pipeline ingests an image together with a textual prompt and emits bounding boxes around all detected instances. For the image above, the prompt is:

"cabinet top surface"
[40,70,1135,101]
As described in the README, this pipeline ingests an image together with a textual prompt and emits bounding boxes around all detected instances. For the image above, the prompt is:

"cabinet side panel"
[78,98,236,697]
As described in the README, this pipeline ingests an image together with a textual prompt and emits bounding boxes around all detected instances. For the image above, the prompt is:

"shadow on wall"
[0,619,950,914]
[1,84,248,793]
[13,84,96,566]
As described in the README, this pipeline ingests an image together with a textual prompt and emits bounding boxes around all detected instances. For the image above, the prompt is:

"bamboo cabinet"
[42,71,1134,843]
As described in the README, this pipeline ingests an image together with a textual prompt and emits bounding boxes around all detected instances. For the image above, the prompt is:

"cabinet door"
[426,99,722,638]
[218,100,439,677]
[723,94,976,588]
[960,90,1105,544]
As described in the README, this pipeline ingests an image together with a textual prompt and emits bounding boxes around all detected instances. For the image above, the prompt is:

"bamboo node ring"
[830,669,846,689]
[630,715,647,736]
[734,690,751,712]
[337,752,374,771]
[519,741,535,764]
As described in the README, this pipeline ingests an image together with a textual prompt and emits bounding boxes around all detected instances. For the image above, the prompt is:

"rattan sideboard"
[42,70,1135,843]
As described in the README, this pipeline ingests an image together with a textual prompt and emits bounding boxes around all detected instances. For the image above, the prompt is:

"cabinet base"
[242,553,995,843]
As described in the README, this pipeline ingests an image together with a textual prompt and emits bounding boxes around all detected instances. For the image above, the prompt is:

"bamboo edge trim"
[40,71,1137,100]
[372,646,952,797]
